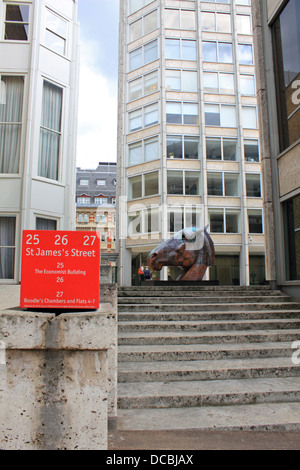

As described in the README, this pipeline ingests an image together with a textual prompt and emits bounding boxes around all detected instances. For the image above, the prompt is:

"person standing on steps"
[138,264,145,285]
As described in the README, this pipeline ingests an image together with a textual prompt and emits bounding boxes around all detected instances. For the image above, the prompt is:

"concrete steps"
[116,286,300,432]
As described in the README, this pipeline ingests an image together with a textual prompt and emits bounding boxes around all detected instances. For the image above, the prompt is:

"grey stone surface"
[0,284,117,450]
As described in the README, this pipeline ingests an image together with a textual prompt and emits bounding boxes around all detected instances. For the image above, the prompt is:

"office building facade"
[76,162,117,254]
[0,0,79,283]
[117,0,266,286]
[252,0,300,298]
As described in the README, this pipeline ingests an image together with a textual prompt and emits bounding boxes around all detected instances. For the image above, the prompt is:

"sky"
[76,0,119,169]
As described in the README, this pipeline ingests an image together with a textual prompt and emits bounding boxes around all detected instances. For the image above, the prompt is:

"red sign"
[20,231,100,309]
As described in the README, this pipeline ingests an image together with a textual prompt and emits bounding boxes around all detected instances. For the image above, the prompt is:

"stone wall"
[0,284,117,450]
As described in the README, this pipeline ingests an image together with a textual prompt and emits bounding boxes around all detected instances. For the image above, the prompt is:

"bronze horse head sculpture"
[147,225,215,281]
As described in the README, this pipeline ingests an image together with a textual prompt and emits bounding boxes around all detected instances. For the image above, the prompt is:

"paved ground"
[108,429,300,450]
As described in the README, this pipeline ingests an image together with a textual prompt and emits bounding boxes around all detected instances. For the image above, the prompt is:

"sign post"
[20,231,100,310]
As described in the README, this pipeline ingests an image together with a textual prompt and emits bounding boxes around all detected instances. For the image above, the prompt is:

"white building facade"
[0,0,79,283]
[117,0,266,287]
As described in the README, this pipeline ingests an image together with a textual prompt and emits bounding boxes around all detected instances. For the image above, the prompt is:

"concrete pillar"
[0,286,117,450]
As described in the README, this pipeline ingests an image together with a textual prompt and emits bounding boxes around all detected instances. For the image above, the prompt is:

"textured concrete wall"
[0,286,117,450]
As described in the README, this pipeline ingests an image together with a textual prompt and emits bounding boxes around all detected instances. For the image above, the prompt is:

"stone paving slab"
[116,402,300,432]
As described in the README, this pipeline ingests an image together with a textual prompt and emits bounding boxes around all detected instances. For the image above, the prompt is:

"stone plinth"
[0,289,117,450]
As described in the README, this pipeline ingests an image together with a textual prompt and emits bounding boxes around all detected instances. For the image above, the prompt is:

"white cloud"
[76,41,117,169]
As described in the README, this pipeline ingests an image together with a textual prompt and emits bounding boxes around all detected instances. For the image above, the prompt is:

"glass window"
[209,211,224,233]
[129,47,142,71]
[205,104,220,126]
[217,13,231,33]
[206,137,237,161]
[244,139,259,162]
[168,207,184,233]
[240,75,255,95]
[0,76,24,173]
[183,103,198,124]
[166,70,197,92]
[283,194,300,280]
[219,73,234,94]
[4,3,29,40]
[166,70,181,91]
[203,72,219,93]
[223,139,237,161]
[185,171,200,195]
[166,102,182,124]
[207,172,223,196]
[201,12,215,31]
[129,40,158,71]
[165,9,180,29]
[129,77,142,101]
[129,108,142,131]
[203,41,233,63]
[167,171,200,195]
[206,138,221,160]
[246,174,261,197]
[238,44,253,65]
[226,211,240,233]
[129,18,142,42]
[144,102,158,126]
[129,0,153,15]
[182,39,197,60]
[144,137,158,162]
[205,104,236,127]
[224,173,239,197]
[273,0,300,151]
[181,10,196,30]
[145,207,160,233]
[165,38,180,59]
[0,216,16,279]
[36,217,57,230]
[203,41,217,62]
[128,138,159,166]
[167,135,182,159]
[129,141,142,165]
[144,70,158,95]
[219,42,233,63]
[236,15,251,35]
[248,210,263,233]
[45,9,67,55]
[38,80,63,180]
[184,136,199,159]
[144,40,158,64]
[128,211,142,235]
[167,170,183,194]
[144,10,157,35]
[129,175,142,199]
[144,171,159,196]
[242,106,257,128]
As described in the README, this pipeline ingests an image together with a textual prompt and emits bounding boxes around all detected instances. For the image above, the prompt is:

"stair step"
[118,310,300,322]
[117,376,300,409]
[118,328,300,345]
[116,286,300,433]
[118,302,300,312]
[118,357,300,383]
[118,341,293,362]
[116,402,300,431]
[118,295,291,304]
[118,318,300,332]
